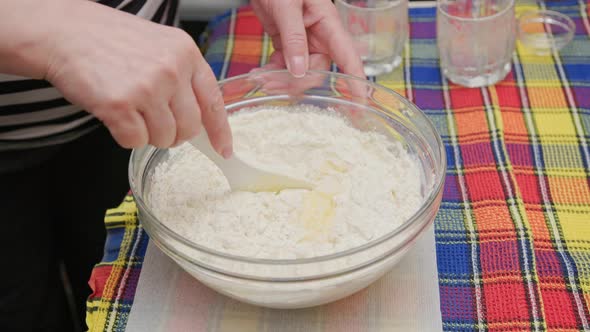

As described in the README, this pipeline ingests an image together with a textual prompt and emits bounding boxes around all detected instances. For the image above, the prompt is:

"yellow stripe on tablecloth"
[87,198,138,332]
[557,211,590,250]
[515,2,590,326]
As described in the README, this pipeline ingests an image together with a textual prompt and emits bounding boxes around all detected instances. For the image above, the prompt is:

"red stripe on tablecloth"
[89,265,113,300]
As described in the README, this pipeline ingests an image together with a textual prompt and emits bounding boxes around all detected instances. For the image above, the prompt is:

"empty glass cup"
[437,0,516,87]
[336,0,409,76]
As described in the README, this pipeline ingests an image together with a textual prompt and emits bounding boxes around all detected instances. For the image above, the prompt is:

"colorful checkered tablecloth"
[87,1,590,331]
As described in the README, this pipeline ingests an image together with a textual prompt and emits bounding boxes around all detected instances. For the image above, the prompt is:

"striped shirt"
[0,0,179,151]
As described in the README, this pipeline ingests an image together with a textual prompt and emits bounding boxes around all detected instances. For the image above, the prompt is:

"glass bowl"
[129,70,446,309]
[517,9,575,56]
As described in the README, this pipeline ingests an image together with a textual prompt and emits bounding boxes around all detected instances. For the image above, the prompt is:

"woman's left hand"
[251,0,365,78]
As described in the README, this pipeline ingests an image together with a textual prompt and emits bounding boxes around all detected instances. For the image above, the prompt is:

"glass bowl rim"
[334,0,405,11]
[129,69,446,266]
[517,9,575,51]
[437,0,515,22]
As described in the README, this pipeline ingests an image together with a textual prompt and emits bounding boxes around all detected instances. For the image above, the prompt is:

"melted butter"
[320,159,350,174]
[290,159,350,242]
[299,190,336,241]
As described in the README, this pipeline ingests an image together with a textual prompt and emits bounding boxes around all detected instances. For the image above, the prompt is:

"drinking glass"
[336,0,408,76]
[437,0,516,87]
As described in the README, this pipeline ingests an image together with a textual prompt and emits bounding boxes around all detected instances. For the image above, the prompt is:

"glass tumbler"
[336,0,408,76]
[437,0,516,87]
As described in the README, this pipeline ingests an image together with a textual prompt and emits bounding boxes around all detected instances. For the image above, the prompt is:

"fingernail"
[287,56,306,78]
[249,67,263,73]
[221,146,233,159]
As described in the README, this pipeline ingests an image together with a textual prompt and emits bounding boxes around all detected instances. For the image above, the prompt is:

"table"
[87,1,590,331]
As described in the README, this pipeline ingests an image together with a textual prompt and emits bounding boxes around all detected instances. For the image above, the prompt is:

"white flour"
[149,105,423,259]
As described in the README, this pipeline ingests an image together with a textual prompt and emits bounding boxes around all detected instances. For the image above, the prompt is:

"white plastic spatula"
[189,133,313,192]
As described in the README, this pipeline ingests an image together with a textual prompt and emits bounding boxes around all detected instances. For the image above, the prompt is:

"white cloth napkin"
[125,226,442,332]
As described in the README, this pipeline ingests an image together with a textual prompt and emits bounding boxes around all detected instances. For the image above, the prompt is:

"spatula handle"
[188,131,224,165]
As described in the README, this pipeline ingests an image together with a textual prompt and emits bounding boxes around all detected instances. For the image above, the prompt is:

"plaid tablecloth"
[87,1,590,331]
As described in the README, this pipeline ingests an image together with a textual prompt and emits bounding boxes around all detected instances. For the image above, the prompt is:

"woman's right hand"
[12,0,233,155]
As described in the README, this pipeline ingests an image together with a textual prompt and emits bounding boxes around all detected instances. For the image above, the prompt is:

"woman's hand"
[251,0,365,78]
[1,0,232,155]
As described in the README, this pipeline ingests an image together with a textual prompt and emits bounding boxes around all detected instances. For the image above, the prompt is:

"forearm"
[0,0,67,79]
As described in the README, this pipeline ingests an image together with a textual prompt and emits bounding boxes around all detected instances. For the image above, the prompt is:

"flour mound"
[149,105,423,259]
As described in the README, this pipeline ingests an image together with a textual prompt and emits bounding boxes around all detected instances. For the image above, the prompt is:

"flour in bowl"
[149,105,423,259]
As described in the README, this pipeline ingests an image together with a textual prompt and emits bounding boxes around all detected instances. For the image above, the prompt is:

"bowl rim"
[129,69,446,265]
[437,0,515,22]
[334,0,405,11]
[517,9,575,51]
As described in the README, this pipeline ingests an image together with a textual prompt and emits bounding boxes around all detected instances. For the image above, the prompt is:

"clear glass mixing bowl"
[129,70,446,309]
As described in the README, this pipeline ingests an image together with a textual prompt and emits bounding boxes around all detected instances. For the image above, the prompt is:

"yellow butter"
[299,190,336,241]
